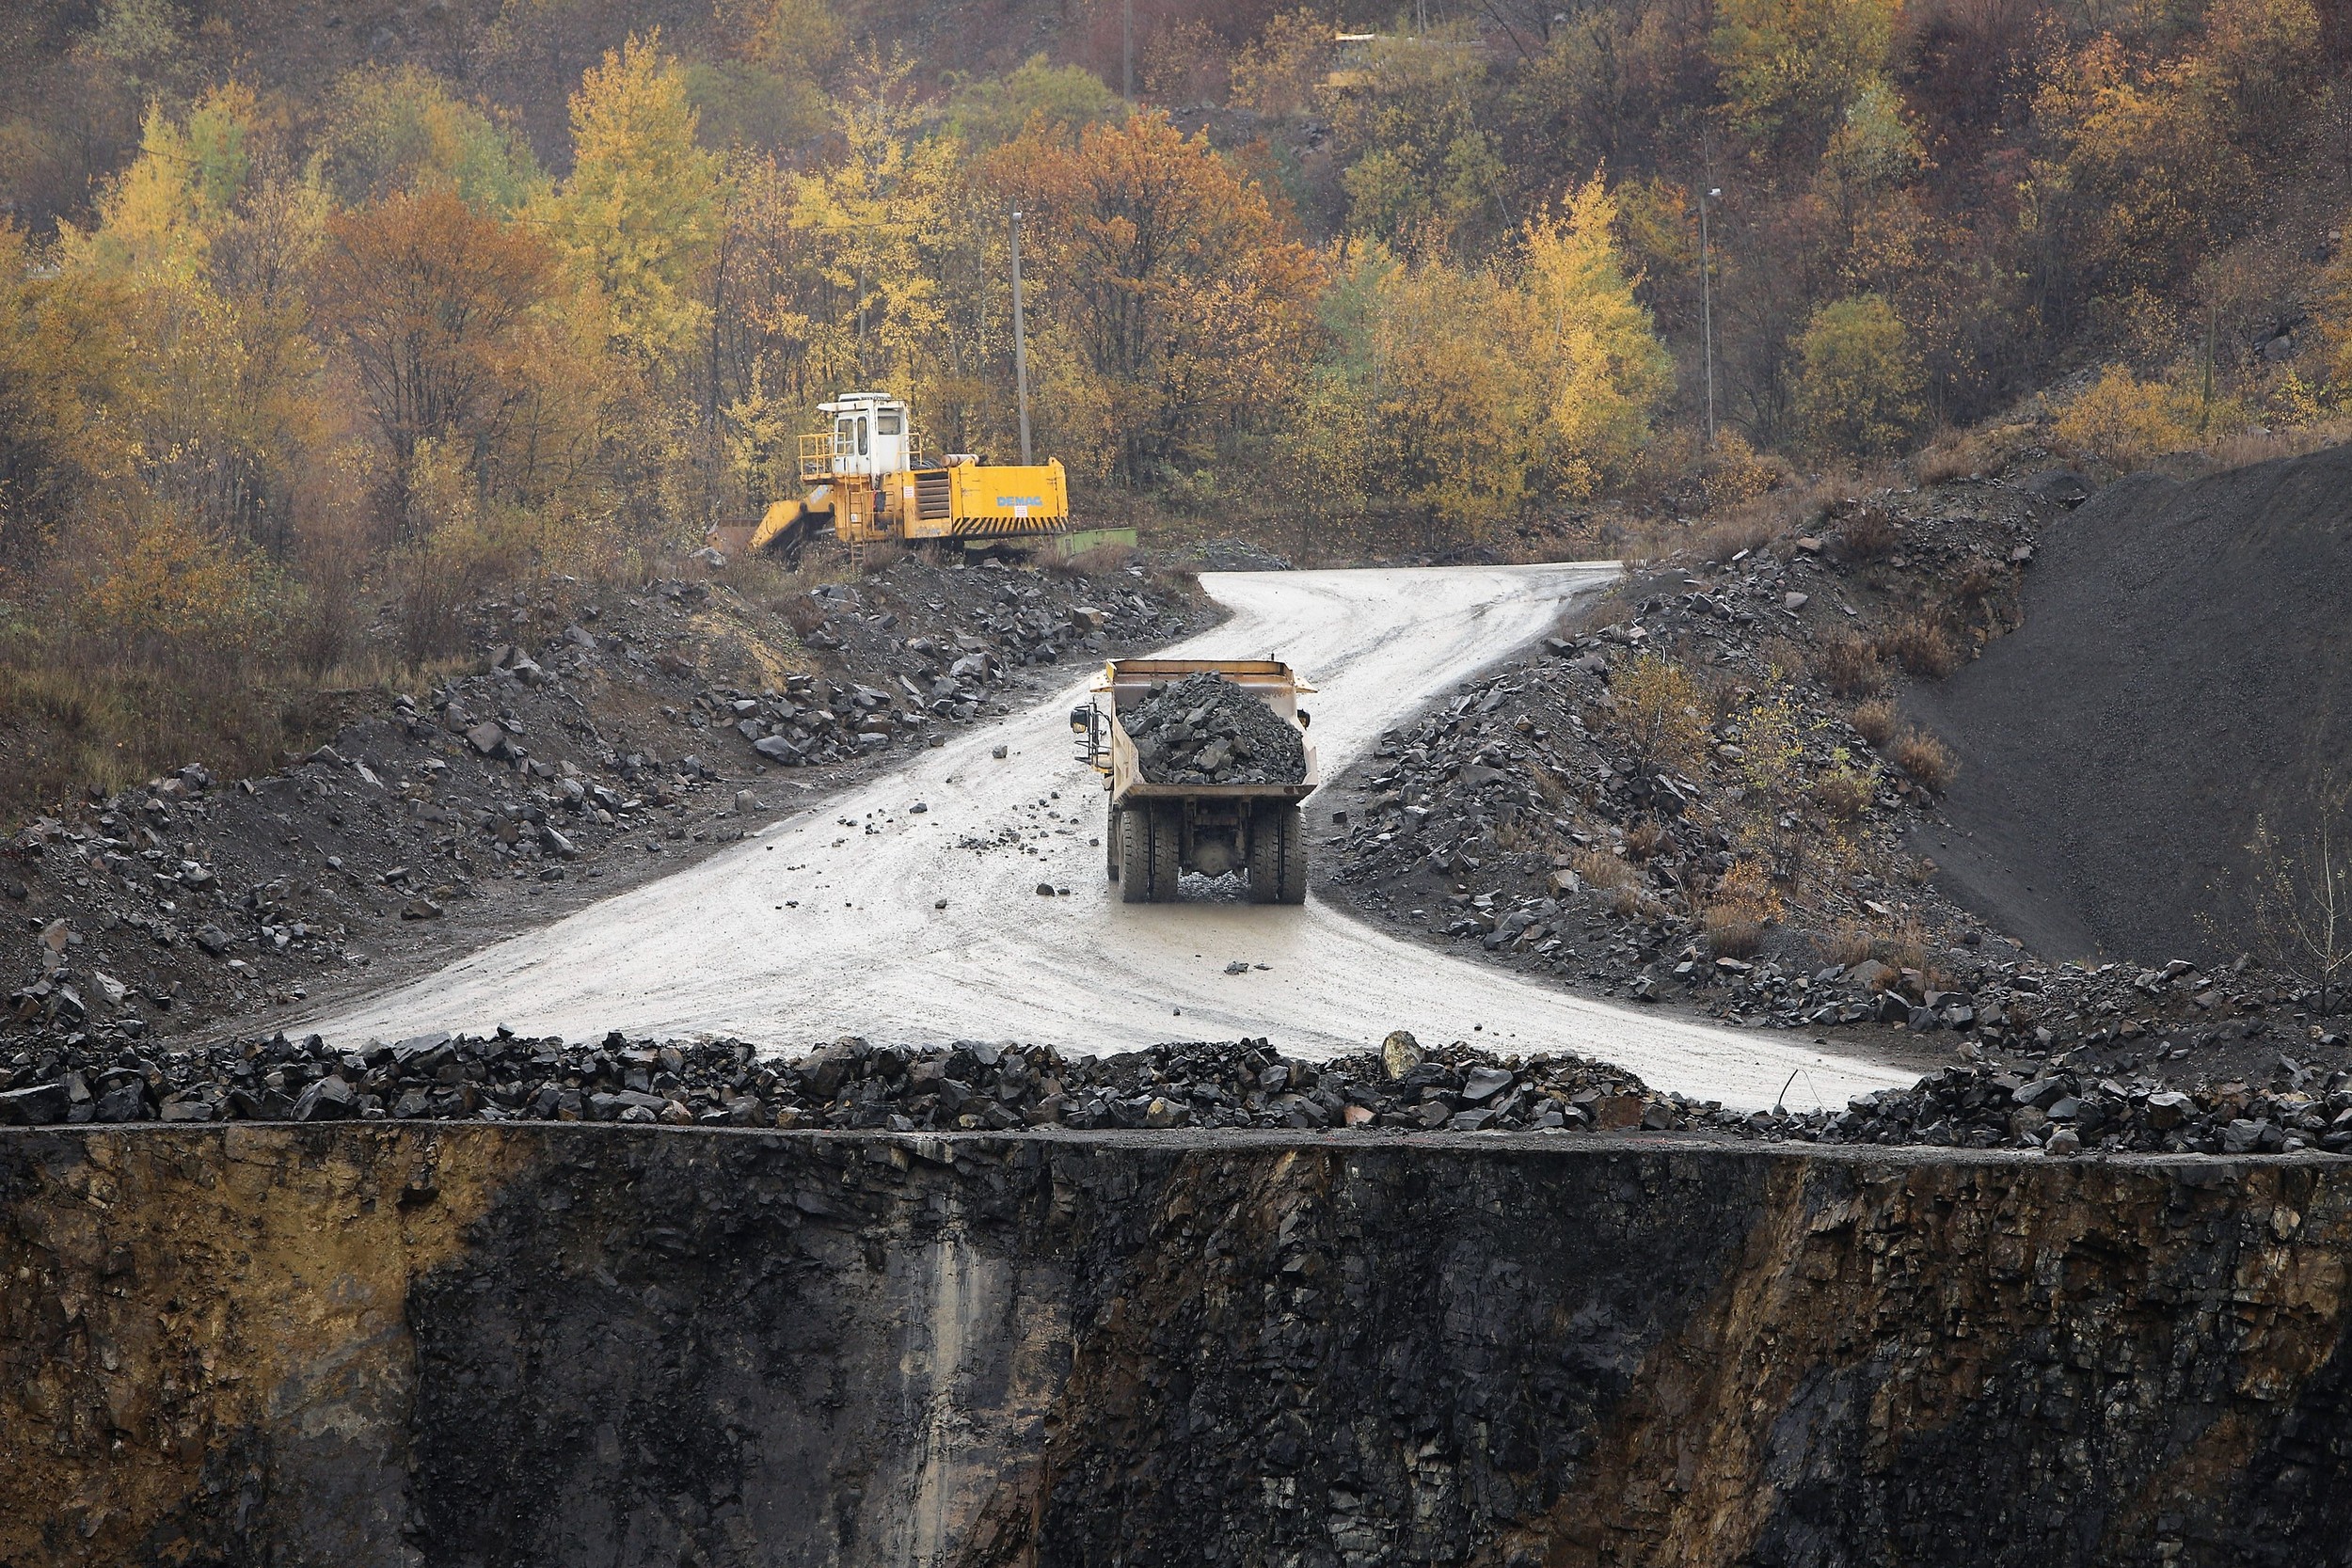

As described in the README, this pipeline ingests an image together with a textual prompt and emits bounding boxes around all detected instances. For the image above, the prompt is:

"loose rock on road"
[315,564,1915,1112]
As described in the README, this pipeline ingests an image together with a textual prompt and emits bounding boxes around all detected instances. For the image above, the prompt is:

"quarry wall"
[3,1126,2348,1567]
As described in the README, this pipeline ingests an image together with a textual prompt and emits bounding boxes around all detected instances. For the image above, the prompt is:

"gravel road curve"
[313,565,1915,1111]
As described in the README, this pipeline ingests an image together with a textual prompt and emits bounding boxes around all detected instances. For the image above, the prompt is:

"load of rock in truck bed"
[1125,672,1306,785]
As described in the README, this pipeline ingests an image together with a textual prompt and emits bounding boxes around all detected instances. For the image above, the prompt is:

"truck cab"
[816,392,913,480]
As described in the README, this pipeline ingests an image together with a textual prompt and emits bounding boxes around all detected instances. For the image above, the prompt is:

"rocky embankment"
[2,552,1210,1043]
[6,1123,2352,1566]
[1318,472,2346,1098]
[12,1024,2352,1159]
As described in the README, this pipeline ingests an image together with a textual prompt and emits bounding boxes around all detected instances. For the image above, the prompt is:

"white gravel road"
[315,564,1915,1111]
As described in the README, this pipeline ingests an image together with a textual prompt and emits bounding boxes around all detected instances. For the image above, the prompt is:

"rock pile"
[1769,1061,2352,1155]
[1125,673,1307,786]
[6,1023,2344,1155]
[0,1027,1700,1134]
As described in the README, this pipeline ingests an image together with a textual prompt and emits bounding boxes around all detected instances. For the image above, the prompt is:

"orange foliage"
[990,114,1322,483]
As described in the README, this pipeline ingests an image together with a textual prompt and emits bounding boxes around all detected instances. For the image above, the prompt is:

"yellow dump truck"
[750,391,1069,562]
[1071,658,1318,905]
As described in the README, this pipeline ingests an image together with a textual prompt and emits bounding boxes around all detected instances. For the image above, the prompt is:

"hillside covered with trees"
[2,0,2348,812]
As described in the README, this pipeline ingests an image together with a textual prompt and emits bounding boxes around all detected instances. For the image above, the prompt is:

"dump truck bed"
[1096,658,1318,805]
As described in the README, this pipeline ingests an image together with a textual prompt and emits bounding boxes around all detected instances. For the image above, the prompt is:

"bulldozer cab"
[815,392,913,480]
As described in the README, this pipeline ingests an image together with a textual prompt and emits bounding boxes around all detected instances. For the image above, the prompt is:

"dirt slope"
[1908,445,2352,963]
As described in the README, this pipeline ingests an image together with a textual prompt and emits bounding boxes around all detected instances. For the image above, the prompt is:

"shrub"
[1625,817,1669,859]
[2053,366,2195,470]
[1836,505,1900,561]
[1816,633,1886,696]
[1891,728,1957,791]
[1872,611,1963,678]
[1812,764,1874,820]
[1572,846,1638,892]
[1851,696,1899,748]
[1611,654,1709,770]
[1791,294,1925,458]
[1702,860,1779,958]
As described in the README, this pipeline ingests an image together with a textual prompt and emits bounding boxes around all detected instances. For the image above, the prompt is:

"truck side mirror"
[1297,709,1312,729]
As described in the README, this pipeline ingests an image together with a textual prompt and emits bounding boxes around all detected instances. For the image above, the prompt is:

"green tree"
[316,65,546,213]
[544,32,727,364]
[1791,294,1921,457]
[1709,0,1896,150]
[943,55,1123,149]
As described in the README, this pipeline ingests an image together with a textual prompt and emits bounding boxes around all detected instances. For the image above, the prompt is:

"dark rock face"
[5,1127,2352,1567]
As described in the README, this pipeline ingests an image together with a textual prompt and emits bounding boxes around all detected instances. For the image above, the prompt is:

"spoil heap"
[1909,444,2352,961]
[0,1029,1694,1134]
[1125,673,1306,786]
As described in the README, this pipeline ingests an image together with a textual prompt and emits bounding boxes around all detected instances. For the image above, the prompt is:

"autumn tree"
[995,114,1321,485]
[1709,0,1898,151]
[1791,294,1922,456]
[544,32,726,365]
[315,65,546,213]
[0,223,132,573]
[315,189,555,531]
[1521,177,1676,497]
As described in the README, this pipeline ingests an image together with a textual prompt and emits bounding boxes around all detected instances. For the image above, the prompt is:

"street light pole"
[1700,183,1720,450]
[1010,209,1034,467]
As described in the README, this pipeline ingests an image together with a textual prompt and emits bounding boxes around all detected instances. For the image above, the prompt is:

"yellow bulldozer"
[749,391,1070,563]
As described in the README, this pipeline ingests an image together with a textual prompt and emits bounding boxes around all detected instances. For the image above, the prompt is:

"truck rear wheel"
[1105,796,1120,881]
[1149,804,1183,899]
[1248,803,1308,906]
[1120,803,1183,902]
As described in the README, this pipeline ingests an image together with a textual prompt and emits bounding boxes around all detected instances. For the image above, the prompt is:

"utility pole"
[1700,182,1720,450]
[1123,0,1134,102]
[1011,209,1034,466]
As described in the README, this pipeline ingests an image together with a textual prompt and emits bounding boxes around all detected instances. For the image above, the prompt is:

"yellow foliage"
[1232,10,1335,119]
[81,509,273,649]
[56,85,267,284]
[544,31,727,364]
[1791,293,1922,457]
[1521,177,1676,498]
[2052,366,2196,469]
[1709,0,1896,148]
[1612,653,1708,770]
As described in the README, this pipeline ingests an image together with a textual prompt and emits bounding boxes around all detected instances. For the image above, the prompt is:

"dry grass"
[1816,633,1887,697]
[1701,860,1781,958]
[1836,506,1901,562]
[1573,846,1639,891]
[1891,728,1958,792]
[1624,817,1669,859]
[1042,542,1147,579]
[1851,697,1900,749]
[1906,430,1988,486]
[1872,611,1963,679]
[1702,902,1766,957]
[1695,509,1782,562]
[1811,764,1874,821]
[1824,927,1879,970]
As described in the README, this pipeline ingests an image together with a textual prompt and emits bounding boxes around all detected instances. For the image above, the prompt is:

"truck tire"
[1121,804,1184,902]
[1105,797,1120,882]
[1118,804,1153,902]
[1149,804,1184,900]
[1248,803,1308,905]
